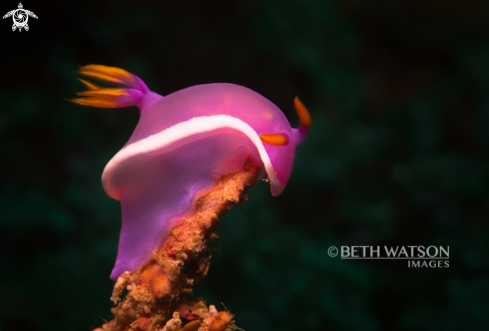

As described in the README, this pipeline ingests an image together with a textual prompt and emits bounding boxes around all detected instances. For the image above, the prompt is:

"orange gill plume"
[68,64,148,108]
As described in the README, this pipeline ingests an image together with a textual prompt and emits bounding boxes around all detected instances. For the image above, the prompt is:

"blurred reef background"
[1,0,489,330]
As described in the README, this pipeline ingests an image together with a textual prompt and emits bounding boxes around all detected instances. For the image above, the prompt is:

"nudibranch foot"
[111,131,259,279]
[70,64,311,280]
[106,158,260,330]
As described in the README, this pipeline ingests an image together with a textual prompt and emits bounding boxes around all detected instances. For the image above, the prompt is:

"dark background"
[1,0,488,330]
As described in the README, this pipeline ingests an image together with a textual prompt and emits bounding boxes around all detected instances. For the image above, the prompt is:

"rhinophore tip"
[293,96,311,145]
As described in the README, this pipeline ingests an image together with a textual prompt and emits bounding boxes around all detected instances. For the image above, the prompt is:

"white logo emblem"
[3,3,37,32]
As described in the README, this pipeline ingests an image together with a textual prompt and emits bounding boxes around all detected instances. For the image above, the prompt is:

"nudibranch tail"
[292,96,311,145]
[69,65,151,109]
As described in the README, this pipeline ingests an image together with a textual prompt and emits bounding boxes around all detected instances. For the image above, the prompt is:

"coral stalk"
[96,159,261,331]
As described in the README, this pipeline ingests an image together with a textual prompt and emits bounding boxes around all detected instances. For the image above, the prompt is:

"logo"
[3,3,37,32]
[328,245,449,268]
[327,246,338,257]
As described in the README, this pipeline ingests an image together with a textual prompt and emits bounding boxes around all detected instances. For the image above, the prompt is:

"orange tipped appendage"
[294,96,311,129]
[77,65,141,89]
[70,97,121,108]
[69,65,148,108]
[77,78,100,90]
[259,133,288,146]
[292,96,311,145]
[69,88,137,108]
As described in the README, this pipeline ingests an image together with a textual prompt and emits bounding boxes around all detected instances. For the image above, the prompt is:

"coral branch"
[96,158,261,331]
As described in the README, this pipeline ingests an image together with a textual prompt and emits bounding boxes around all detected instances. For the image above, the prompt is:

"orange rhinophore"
[294,96,312,129]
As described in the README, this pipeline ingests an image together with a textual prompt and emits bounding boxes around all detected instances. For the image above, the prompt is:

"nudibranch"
[70,65,311,280]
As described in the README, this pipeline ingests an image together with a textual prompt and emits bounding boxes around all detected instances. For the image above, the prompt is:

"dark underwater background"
[1,0,488,330]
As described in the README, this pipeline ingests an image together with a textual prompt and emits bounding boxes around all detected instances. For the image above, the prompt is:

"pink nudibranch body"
[71,65,310,280]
